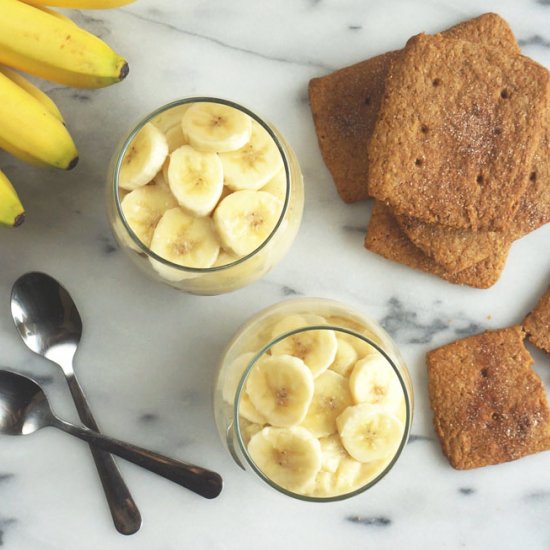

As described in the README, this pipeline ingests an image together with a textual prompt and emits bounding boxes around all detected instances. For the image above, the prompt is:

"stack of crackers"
[309,14,550,289]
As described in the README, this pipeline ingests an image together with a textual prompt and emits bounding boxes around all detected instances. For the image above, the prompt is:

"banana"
[329,337,359,377]
[246,354,314,427]
[213,249,240,267]
[307,436,385,497]
[0,71,77,169]
[220,121,283,191]
[30,5,75,25]
[22,0,135,8]
[326,316,385,355]
[149,207,220,281]
[239,418,264,447]
[247,426,322,493]
[0,0,129,88]
[222,352,266,424]
[165,124,187,153]
[222,352,255,405]
[120,184,177,249]
[349,354,403,412]
[152,104,191,133]
[337,404,404,463]
[167,145,224,217]
[213,190,282,256]
[0,169,24,227]
[301,370,352,437]
[181,102,252,153]
[260,167,287,201]
[270,314,338,377]
[0,66,63,122]
[119,123,168,191]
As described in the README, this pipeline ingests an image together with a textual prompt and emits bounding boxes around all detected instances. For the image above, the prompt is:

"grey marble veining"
[0,1,549,549]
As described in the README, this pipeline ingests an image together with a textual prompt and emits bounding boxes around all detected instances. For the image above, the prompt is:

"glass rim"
[233,324,412,503]
[112,96,292,273]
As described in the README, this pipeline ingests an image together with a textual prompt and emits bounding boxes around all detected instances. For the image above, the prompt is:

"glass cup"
[107,97,304,295]
[214,298,413,501]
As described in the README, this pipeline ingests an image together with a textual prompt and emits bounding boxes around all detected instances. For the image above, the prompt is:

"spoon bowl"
[11,272,82,366]
[0,370,51,435]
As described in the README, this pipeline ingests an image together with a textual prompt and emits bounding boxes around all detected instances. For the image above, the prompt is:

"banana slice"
[212,249,240,267]
[213,190,282,256]
[260,167,287,201]
[167,145,224,217]
[220,121,283,191]
[337,404,404,463]
[121,184,177,249]
[247,426,322,493]
[119,122,168,190]
[149,207,220,281]
[230,353,267,423]
[349,354,403,412]
[181,102,252,153]
[301,371,352,437]
[165,124,187,153]
[329,337,359,377]
[270,315,337,378]
[306,435,389,497]
[222,352,255,404]
[152,104,191,133]
[239,418,264,446]
[246,354,314,427]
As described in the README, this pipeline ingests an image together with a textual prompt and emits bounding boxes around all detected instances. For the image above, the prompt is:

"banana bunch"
[223,313,408,498]
[0,0,133,227]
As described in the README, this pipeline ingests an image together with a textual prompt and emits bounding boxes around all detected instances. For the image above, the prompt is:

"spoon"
[10,272,141,534]
[0,369,223,498]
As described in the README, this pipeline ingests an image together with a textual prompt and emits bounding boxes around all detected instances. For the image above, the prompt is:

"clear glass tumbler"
[214,298,413,501]
[107,97,304,295]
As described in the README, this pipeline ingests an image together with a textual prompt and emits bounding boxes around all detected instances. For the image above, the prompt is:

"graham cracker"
[524,284,550,354]
[397,110,550,272]
[308,13,520,203]
[427,326,550,469]
[364,202,509,289]
[367,33,550,231]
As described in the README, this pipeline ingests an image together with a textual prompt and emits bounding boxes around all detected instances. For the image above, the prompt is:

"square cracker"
[364,202,509,289]
[427,326,550,469]
[397,111,550,272]
[367,33,550,231]
[308,13,521,203]
[524,284,550,354]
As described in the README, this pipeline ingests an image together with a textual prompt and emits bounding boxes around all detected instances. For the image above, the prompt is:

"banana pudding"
[214,298,413,500]
[107,98,304,295]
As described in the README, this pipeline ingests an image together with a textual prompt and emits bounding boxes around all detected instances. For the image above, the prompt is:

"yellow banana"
[23,0,134,8]
[0,0,129,88]
[31,5,76,26]
[0,66,64,122]
[0,169,24,227]
[0,71,78,169]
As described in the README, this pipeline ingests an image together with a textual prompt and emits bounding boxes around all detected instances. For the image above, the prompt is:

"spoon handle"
[65,373,142,534]
[53,417,223,499]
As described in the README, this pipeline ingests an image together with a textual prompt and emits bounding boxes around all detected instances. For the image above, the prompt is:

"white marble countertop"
[0,0,549,548]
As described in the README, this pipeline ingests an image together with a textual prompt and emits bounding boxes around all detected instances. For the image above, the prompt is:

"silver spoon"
[10,272,141,534]
[0,369,223,498]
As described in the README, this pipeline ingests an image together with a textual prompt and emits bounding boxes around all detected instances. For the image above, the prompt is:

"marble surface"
[0,0,549,548]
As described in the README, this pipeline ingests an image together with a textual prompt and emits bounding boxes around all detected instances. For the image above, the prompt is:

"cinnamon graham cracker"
[308,13,520,203]
[397,110,550,272]
[523,284,550,354]
[364,202,509,288]
[427,326,550,469]
[367,33,550,231]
